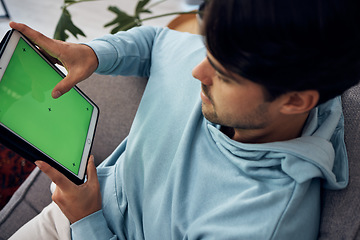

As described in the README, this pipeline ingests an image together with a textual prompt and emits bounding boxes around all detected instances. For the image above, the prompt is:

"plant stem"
[140,11,198,23]
[117,11,198,31]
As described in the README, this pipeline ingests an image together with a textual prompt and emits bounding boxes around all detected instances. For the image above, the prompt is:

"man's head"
[202,0,360,105]
[192,0,360,142]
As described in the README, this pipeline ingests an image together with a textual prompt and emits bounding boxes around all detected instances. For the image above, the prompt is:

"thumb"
[86,155,99,184]
[35,160,74,191]
[51,73,78,99]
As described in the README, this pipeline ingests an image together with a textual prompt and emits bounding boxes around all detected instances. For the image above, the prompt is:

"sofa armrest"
[319,83,360,239]
[0,168,52,239]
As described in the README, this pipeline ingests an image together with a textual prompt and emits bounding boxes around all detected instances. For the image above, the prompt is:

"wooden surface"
[167,13,199,34]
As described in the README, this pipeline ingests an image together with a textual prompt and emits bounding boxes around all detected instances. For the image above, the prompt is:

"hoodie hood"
[208,96,348,190]
[300,96,348,189]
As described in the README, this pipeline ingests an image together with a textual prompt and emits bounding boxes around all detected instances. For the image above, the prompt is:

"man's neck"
[221,112,310,144]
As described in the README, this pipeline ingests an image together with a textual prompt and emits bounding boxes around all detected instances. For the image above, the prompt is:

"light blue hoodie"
[71,26,348,240]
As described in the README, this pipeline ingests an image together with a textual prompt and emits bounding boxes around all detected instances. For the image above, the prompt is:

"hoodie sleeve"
[70,161,128,240]
[70,211,117,240]
[85,26,164,77]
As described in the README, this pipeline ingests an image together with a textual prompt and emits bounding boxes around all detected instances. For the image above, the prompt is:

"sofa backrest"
[319,83,360,239]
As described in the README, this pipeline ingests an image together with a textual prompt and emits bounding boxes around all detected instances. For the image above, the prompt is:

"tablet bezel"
[0,29,99,185]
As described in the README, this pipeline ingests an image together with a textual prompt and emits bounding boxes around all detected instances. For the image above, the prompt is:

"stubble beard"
[201,85,271,130]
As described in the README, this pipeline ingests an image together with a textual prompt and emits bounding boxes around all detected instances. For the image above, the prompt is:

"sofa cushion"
[77,74,148,165]
[319,82,360,239]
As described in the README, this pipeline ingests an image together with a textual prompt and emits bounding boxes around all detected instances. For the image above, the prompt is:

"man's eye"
[217,74,230,83]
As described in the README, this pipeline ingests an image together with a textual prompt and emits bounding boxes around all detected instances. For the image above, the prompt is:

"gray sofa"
[0,72,360,239]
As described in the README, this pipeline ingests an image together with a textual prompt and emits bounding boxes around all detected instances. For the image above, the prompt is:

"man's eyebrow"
[206,56,232,79]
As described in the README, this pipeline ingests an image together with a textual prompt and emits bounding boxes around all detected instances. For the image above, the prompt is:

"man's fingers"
[9,22,68,99]
[9,22,61,60]
[51,63,94,98]
[10,22,98,99]
[10,22,50,48]
[35,160,74,191]
[51,75,76,98]
[86,155,99,184]
[9,22,36,38]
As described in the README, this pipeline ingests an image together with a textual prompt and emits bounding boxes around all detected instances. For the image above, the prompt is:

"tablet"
[0,29,99,185]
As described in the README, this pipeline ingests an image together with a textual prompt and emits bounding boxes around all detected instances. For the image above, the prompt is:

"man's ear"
[280,90,319,114]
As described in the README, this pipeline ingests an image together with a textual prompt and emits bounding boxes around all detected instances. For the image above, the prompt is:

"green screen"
[0,38,94,175]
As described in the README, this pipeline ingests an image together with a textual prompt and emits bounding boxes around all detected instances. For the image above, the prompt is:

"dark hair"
[203,0,360,104]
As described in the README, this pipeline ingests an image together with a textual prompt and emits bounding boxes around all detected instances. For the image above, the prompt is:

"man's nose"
[192,58,213,86]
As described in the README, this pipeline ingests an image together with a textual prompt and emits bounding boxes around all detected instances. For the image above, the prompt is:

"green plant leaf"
[135,0,151,15]
[64,0,78,4]
[53,7,86,41]
[65,0,96,4]
[109,21,140,34]
[104,6,140,33]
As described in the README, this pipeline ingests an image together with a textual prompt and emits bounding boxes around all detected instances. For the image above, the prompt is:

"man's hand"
[35,156,102,224]
[9,22,99,99]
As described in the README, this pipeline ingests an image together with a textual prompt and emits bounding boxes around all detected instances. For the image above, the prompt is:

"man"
[9,0,360,239]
